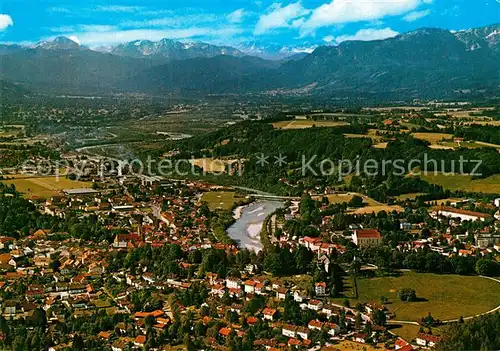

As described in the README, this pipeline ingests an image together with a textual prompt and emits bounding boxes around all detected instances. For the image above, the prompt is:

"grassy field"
[272,120,350,129]
[372,142,388,149]
[390,324,435,341]
[475,141,500,149]
[344,133,382,142]
[429,144,455,150]
[315,193,381,206]
[347,205,404,214]
[190,158,241,173]
[331,341,386,351]
[313,193,403,214]
[394,193,426,200]
[338,272,500,322]
[419,173,500,194]
[424,198,466,206]
[0,132,16,137]
[411,132,454,144]
[439,141,481,149]
[258,274,312,292]
[200,191,245,211]
[463,120,500,126]
[1,176,93,199]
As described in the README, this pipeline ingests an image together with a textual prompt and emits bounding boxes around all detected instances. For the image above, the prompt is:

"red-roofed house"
[262,307,277,321]
[416,333,441,348]
[315,282,326,296]
[353,229,382,247]
[308,320,323,331]
[134,335,146,347]
[219,327,232,337]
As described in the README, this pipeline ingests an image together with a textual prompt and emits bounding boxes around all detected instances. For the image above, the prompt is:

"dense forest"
[437,313,500,351]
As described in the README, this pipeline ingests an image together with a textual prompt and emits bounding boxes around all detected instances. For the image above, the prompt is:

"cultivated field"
[1,176,93,199]
[200,191,245,211]
[190,158,241,173]
[272,120,350,129]
[347,205,404,215]
[420,173,500,194]
[411,132,453,144]
[372,142,388,149]
[340,272,500,322]
[315,193,381,206]
[462,120,500,126]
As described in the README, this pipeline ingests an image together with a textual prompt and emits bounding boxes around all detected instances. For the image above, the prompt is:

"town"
[1,145,500,351]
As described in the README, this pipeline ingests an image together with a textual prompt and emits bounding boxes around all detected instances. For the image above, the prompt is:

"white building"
[352,229,382,247]
[282,325,296,338]
[436,207,491,222]
[225,278,242,289]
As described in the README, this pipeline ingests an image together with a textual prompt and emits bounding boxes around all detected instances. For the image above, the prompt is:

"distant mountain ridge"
[0,23,498,99]
[453,24,500,52]
[35,36,81,51]
[234,41,319,60]
[110,38,245,60]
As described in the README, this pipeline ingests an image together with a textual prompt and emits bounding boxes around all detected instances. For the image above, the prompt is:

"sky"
[0,0,499,48]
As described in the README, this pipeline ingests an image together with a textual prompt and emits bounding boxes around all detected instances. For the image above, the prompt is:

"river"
[227,200,283,252]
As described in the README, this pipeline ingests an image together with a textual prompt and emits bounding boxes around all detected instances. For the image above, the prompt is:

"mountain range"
[0,23,498,99]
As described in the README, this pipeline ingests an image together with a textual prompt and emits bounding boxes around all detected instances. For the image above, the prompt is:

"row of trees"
[361,245,500,277]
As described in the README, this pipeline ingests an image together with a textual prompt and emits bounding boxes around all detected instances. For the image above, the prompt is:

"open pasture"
[1,176,93,199]
[272,120,350,129]
[339,271,500,322]
[200,191,245,211]
[420,173,500,194]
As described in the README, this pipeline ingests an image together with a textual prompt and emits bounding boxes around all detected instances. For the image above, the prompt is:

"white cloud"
[95,5,144,13]
[302,0,422,30]
[68,36,80,45]
[57,27,244,47]
[254,2,311,35]
[79,25,116,32]
[122,14,218,29]
[403,9,431,22]
[323,35,335,42]
[0,14,13,31]
[49,25,75,33]
[46,7,71,14]
[49,25,116,34]
[333,27,399,43]
[227,9,246,23]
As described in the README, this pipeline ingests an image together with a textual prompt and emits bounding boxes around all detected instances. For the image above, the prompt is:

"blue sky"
[0,0,499,47]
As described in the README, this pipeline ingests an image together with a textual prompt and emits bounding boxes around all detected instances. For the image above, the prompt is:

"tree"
[184,334,196,351]
[72,334,84,351]
[373,310,387,326]
[348,195,364,208]
[398,288,417,302]
[355,312,362,330]
[475,258,497,276]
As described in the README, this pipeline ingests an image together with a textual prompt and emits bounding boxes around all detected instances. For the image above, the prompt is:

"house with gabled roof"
[262,307,277,321]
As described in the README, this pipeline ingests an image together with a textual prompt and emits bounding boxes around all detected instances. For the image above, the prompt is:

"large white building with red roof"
[352,229,382,247]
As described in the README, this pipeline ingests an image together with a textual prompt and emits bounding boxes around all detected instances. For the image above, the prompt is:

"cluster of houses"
[4,174,499,350]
